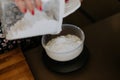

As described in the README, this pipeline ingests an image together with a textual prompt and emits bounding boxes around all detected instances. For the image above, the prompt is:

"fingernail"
[31,10,34,15]
[24,8,27,13]
[65,0,69,3]
[38,6,42,11]
[23,8,27,14]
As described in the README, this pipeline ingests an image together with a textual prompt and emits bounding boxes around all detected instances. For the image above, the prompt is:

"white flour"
[46,34,82,53]
[6,9,60,40]
[45,34,83,61]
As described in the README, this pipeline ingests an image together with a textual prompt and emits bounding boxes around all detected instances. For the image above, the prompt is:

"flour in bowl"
[45,34,82,53]
[44,34,83,61]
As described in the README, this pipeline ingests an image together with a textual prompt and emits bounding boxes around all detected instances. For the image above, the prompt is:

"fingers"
[35,0,42,11]
[15,0,82,15]
[15,0,42,15]
[15,0,27,13]
[24,0,35,15]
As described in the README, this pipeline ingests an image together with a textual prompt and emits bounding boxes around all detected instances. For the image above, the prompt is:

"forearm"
[80,0,83,2]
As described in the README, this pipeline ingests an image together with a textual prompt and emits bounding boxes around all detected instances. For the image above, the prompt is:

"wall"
[81,0,120,21]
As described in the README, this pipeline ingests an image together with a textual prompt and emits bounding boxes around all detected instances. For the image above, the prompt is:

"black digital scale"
[42,46,89,73]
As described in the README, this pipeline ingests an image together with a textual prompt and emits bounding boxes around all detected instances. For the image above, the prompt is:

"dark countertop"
[23,13,120,80]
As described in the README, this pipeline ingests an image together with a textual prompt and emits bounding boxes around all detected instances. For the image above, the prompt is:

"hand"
[15,0,82,15]
[15,0,42,15]
[65,0,83,3]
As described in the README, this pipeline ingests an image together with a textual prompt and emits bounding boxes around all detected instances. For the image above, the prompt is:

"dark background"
[64,0,120,27]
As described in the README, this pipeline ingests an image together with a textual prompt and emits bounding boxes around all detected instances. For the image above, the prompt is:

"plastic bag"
[0,0,80,40]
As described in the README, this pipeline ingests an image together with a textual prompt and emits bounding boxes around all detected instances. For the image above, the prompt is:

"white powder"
[44,34,84,61]
[46,34,82,53]
[6,9,61,40]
